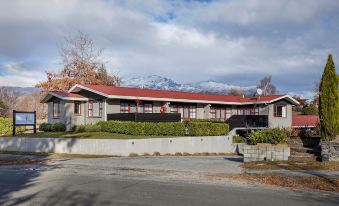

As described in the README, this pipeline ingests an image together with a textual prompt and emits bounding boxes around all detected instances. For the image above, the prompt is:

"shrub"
[39,123,66,132]
[153,152,161,156]
[185,121,229,136]
[232,135,247,143]
[73,124,101,133]
[39,123,52,132]
[97,121,185,136]
[0,118,12,135]
[73,125,86,133]
[249,128,287,145]
[51,123,66,132]
[97,120,229,136]
[128,153,138,157]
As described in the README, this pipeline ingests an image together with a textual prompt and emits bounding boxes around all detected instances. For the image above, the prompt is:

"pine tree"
[319,54,339,141]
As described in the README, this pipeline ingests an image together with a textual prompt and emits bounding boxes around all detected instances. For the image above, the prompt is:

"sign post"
[12,110,36,136]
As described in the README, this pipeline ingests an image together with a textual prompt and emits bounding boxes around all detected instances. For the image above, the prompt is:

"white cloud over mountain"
[0,0,338,96]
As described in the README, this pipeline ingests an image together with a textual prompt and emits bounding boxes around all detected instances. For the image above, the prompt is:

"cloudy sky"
[0,0,338,97]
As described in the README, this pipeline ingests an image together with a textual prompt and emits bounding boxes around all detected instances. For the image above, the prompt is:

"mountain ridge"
[1,75,257,96]
[121,75,256,95]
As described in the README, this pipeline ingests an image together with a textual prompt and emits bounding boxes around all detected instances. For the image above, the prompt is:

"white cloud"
[174,0,339,25]
[0,62,44,87]
[0,0,337,95]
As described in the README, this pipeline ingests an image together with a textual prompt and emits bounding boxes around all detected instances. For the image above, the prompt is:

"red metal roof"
[50,91,86,98]
[75,84,287,104]
[292,115,320,127]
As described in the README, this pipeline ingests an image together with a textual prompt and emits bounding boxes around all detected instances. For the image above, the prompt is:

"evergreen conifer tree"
[319,54,339,141]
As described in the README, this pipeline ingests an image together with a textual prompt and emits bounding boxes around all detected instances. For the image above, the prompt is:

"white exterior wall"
[196,103,205,119]
[268,104,293,128]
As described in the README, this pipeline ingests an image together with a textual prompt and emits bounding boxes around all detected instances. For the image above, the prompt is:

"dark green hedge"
[97,121,185,136]
[72,124,101,133]
[232,135,247,143]
[185,121,229,136]
[96,120,229,136]
[248,128,287,145]
[39,123,66,132]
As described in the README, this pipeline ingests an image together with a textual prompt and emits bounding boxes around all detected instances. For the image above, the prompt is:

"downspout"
[104,99,107,121]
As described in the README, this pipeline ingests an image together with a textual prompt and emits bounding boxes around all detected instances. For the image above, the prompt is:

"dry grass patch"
[242,161,339,171]
[0,158,45,165]
[128,153,139,157]
[207,173,339,192]
[153,152,161,156]
[0,151,114,158]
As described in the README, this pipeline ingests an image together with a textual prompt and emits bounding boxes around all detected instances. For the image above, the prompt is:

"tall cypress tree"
[319,54,339,141]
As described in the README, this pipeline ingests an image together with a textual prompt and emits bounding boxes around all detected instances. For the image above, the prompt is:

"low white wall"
[0,136,238,156]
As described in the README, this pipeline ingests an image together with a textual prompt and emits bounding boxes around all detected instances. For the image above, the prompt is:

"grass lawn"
[242,161,339,171]
[0,150,115,158]
[3,132,179,139]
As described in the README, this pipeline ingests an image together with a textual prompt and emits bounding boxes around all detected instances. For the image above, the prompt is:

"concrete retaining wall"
[321,141,339,161]
[243,144,290,162]
[0,136,238,156]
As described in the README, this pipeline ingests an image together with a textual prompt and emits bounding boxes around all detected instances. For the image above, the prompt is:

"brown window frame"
[210,106,232,120]
[88,101,103,117]
[74,101,82,116]
[170,105,179,113]
[274,104,287,118]
[143,103,153,113]
[120,102,129,113]
[120,102,153,113]
[237,106,259,115]
[53,102,60,118]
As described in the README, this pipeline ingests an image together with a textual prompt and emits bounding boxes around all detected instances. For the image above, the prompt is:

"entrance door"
[183,105,190,120]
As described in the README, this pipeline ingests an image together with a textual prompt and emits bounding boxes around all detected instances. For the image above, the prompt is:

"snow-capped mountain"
[122,75,256,95]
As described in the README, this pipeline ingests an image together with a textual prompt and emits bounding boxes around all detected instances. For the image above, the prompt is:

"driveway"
[0,155,338,205]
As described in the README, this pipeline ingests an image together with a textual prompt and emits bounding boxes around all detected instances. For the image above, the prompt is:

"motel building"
[41,84,301,131]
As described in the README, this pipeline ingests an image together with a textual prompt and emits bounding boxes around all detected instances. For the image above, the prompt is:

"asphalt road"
[0,156,338,206]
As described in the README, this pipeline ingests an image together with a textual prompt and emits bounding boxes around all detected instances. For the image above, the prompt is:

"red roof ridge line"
[78,84,287,98]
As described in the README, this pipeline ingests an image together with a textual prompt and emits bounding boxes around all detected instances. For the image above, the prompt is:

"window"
[120,102,153,113]
[143,103,153,113]
[237,106,259,115]
[130,103,136,113]
[225,107,232,119]
[74,102,81,115]
[120,103,129,113]
[210,107,216,119]
[53,102,60,118]
[88,101,103,117]
[274,104,287,117]
[170,105,179,113]
[210,106,231,120]
[138,104,143,113]
[189,105,196,119]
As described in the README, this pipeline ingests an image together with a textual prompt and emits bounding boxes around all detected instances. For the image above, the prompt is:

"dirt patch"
[116,167,146,172]
[0,158,46,165]
[242,161,339,171]
[207,173,339,192]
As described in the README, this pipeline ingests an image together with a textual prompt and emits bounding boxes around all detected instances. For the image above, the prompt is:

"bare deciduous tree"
[36,31,121,95]
[227,88,244,96]
[16,91,47,119]
[0,87,20,117]
[313,81,320,106]
[257,76,277,96]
